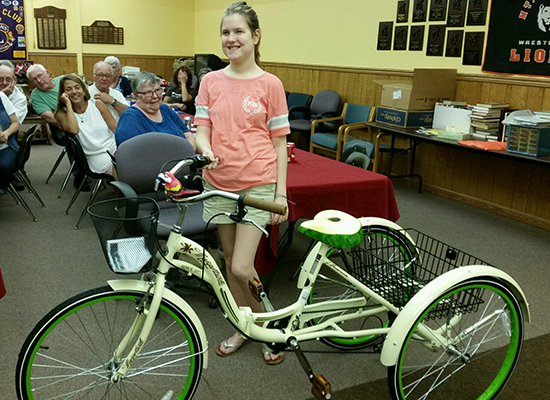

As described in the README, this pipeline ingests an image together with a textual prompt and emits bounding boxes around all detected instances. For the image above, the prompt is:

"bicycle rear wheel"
[388,277,524,400]
[308,225,416,350]
[16,286,204,400]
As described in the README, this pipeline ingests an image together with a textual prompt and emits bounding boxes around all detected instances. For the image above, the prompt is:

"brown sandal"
[216,338,250,357]
[262,344,285,365]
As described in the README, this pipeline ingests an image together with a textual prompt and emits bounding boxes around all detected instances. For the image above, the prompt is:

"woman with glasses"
[54,75,117,176]
[114,71,196,148]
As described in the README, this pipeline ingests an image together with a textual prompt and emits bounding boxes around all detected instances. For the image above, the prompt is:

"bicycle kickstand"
[288,337,332,400]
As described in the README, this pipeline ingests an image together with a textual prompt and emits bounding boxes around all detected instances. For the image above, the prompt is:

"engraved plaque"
[412,0,428,22]
[463,31,484,65]
[394,26,409,50]
[447,0,467,27]
[466,0,487,26]
[377,21,394,50]
[429,0,448,21]
[445,30,464,57]
[397,0,410,23]
[427,25,446,56]
[82,20,124,45]
[409,25,425,51]
[34,6,67,50]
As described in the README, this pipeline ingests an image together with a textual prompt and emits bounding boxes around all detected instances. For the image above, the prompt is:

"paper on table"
[107,237,152,273]
[502,110,550,126]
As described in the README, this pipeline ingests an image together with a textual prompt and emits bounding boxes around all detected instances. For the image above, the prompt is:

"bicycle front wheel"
[16,286,204,400]
[308,225,416,350]
[388,277,524,400]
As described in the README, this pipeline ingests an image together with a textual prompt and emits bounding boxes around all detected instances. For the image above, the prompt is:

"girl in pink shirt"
[194,1,289,365]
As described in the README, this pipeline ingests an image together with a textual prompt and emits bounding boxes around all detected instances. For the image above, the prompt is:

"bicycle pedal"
[311,374,332,400]
[248,278,263,303]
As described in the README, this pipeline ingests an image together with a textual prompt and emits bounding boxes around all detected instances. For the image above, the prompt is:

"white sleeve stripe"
[267,114,289,130]
[195,105,210,119]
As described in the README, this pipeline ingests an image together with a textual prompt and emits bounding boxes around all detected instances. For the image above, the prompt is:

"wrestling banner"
[0,0,26,60]
[483,0,550,76]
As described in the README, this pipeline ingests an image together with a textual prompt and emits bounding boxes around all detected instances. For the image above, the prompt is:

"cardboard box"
[432,103,473,133]
[378,69,457,110]
[376,106,434,128]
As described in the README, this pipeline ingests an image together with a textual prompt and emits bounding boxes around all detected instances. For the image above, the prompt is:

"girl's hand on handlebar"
[271,196,289,225]
[202,150,220,170]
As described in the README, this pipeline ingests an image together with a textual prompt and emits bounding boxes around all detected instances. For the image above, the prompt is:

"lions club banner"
[484,0,550,76]
[0,0,26,60]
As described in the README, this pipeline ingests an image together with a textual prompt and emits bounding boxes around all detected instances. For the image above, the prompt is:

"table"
[255,149,400,277]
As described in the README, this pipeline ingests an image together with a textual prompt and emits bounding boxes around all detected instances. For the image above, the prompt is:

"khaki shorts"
[202,178,275,225]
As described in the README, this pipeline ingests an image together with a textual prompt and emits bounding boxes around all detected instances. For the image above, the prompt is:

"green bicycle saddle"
[298,210,363,249]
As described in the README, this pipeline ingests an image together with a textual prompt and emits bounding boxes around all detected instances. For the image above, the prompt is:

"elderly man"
[104,56,132,97]
[88,61,129,121]
[0,60,28,124]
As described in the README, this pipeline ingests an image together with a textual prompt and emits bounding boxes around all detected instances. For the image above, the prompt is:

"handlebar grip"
[243,195,287,215]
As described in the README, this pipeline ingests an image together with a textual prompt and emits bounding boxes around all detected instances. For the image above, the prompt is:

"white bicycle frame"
[106,207,531,382]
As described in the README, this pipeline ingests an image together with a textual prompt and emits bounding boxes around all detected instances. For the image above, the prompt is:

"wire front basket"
[88,198,160,274]
[348,229,491,320]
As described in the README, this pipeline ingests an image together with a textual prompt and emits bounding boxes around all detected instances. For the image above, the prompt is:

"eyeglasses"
[94,73,113,79]
[137,88,163,98]
[31,71,48,83]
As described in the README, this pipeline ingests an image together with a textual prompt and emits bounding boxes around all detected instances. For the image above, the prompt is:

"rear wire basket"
[348,229,491,320]
[88,198,160,274]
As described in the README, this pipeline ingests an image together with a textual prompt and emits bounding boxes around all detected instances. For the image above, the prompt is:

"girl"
[194,2,290,365]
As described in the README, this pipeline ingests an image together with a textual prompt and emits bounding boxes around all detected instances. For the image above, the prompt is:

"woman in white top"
[54,75,117,175]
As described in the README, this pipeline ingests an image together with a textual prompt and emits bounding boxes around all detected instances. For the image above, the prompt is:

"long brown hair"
[55,74,91,114]
[221,2,261,65]
[172,65,193,91]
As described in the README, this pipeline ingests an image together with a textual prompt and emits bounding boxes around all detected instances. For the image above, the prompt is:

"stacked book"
[469,102,509,141]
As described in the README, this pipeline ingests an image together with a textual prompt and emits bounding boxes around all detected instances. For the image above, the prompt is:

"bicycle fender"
[108,279,209,369]
[380,265,530,367]
[357,217,416,245]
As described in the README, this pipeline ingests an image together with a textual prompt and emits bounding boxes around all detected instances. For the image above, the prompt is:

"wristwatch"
[111,99,117,107]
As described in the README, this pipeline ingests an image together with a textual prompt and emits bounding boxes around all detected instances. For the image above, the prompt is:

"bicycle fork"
[109,272,167,382]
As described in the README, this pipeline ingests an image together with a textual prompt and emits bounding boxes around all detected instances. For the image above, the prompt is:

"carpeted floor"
[1,139,548,399]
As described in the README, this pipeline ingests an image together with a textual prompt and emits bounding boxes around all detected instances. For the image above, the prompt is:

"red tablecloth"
[256,149,400,274]
[0,267,6,299]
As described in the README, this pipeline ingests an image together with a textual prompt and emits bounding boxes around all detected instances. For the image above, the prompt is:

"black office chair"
[287,92,313,121]
[6,125,43,221]
[64,135,112,229]
[340,139,375,170]
[289,90,341,150]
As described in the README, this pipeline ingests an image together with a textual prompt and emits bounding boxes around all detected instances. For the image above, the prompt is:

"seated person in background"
[163,65,196,115]
[0,60,28,123]
[27,64,62,128]
[88,61,129,121]
[54,75,117,176]
[104,56,132,97]
[0,91,21,200]
[197,67,212,85]
[115,71,195,148]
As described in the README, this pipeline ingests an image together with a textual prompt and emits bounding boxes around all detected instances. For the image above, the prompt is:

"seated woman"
[54,75,117,176]
[0,91,21,200]
[163,65,197,115]
[115,71,196,148]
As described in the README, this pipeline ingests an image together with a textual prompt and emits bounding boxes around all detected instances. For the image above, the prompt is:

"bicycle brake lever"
[224,213,269,238]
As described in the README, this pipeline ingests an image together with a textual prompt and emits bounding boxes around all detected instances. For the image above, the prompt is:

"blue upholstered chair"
[309,103,374,160]
[287,92,313,120]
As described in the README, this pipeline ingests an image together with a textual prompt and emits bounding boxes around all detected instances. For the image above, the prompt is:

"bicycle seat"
[298,210,363,248]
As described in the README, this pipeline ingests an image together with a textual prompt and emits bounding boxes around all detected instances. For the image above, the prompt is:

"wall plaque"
[394,26,409,50]
[427,25,446,56]
[466,0,488,26]
[82,20,123,45]
[397,1,410,23]
[409,25,425,51]
[445,30,464,57]
[447,0,467,27]
[377,21,394,50]
[429,0,448,21]
[34,6,66,50]
[463,31,484,65]
[412,0,428,22]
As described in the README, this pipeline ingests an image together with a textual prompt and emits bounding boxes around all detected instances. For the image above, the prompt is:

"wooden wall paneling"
[490,156,516,209]
[449,148,472,195]
[537,172,550,220]
[471,153,496,202]
[540,89,550,111]
[511,162,536,214]
[28,53,78,77]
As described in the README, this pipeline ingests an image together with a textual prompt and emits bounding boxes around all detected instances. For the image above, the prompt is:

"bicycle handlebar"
[243,195,287,215]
